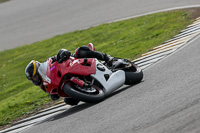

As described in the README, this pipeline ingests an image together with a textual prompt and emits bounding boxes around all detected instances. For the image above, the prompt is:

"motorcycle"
[42,44,143,105]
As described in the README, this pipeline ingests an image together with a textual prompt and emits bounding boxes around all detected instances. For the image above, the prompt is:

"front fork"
[70,77,85,87]
[69,76,94,87]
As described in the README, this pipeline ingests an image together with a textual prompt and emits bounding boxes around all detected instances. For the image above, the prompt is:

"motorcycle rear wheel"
[121,61,143,85]
[63,81,105,103]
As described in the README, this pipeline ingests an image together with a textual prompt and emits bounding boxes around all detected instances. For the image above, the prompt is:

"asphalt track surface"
[1,0,200,133]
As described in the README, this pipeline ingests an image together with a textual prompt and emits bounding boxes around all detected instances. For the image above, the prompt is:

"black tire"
[124,63,143,85]
[64,97,80,106]
[63,82,105,103]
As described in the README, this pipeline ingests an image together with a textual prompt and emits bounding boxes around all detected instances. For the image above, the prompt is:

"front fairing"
[44,57,96,95]
[44,58,70,94]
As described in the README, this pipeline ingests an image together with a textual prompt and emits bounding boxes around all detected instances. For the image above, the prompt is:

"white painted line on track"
[154,33,197,49]
[174,29,200,38]
[13,104,69,126]
[109,5,200,24]
[135,51,172,65]
[133,48,177,63]
[182,24,200,32]
[0,111,65,133]
[140,64,152,70]
[133,16,200,70]
[137,55,166,68]
[8,125,34,133]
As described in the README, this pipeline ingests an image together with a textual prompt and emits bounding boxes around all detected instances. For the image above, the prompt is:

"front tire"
[63,82,105,103]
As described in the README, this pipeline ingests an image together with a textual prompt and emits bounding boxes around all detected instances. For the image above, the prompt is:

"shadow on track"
[38,102,95,124]
[36,82,143,124]
[107,81,144,100]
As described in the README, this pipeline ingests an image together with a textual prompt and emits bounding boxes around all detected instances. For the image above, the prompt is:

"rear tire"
[63,82,105,103]
[123,63,143,85]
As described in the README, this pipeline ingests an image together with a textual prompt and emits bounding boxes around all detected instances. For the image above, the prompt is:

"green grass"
[0,10,194,126]
[0,0,9,3]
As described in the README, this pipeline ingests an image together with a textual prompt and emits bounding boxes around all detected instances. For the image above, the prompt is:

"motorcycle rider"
[25,44,114,104]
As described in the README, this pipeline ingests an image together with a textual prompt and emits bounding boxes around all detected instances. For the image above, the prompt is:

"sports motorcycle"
[42,44,143,105]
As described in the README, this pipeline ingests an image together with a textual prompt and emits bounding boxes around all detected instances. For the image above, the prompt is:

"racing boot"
[50,94,60,101]
[104,54,115,67]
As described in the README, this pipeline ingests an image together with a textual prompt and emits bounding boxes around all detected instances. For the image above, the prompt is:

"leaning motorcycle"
[42,45,143,105]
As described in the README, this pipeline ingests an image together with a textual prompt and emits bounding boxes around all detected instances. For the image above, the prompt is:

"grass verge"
[0,0,9,3]
[0,8,199,128]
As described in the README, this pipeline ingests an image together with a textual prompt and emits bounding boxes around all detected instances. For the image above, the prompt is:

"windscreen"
[38,62,47,81]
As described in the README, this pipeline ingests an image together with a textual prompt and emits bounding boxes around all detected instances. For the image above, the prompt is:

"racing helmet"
[25,60,42,85]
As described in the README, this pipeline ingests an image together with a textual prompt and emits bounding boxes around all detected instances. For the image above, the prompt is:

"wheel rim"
[69,82,103,95]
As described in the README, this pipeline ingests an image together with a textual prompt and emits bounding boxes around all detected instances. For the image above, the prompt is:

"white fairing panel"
[91,59,125,96]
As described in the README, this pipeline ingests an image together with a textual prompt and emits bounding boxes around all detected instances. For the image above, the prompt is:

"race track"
[23,36,200,133]
[1,0,200,133]
[0,0,199,51]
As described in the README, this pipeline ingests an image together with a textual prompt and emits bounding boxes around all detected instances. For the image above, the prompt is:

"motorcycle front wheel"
[63,81,105,103]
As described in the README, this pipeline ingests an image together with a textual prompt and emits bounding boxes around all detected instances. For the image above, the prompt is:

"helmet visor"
[29,73,42,86]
